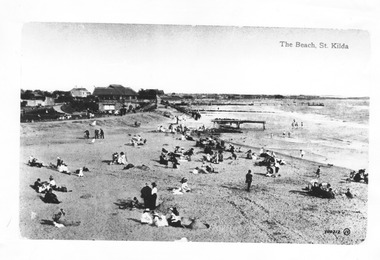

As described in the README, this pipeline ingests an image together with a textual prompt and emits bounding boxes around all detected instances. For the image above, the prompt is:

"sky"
[21,23,370,96]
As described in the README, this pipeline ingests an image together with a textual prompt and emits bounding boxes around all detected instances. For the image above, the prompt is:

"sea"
[185,98,369,170]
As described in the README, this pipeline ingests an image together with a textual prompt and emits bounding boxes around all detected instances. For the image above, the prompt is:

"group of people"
[84,129,104,139]
[348,169,368,184]
[304,179,335,199]
[192,164,218,174]
[28,156,44,168]
[33,175,71,204]
[109,152,128,165]
[130,135,147,147]
[140,207,209,229]
[55,157,71,174]
[291,119,303,129]
[170,177,192,194]
[140,207,181,228]
[254,150,286,178]
[159,147,186,168]
[140,182,158,210]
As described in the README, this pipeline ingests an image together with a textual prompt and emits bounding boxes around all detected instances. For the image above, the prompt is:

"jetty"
[212,118,266,130]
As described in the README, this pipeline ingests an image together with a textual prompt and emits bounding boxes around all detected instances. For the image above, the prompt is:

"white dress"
[141,212,153,224]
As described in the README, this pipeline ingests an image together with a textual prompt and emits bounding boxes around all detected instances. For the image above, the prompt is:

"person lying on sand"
[141,209,153,224]
[75,166,89,177]
[52,209,81,227]
[28,156,44,168]
[304,181,335,199]
[119,197,143,210]
[183,217,210,230]
[131,138,147,147]
[348,169,368,184]
[33,178,51,193]
[55,157,70,174]
[171,178,192,194]
[167,207,183,228]
[152,212,169,227]
[205,164,218,173]
[192,167,207,174]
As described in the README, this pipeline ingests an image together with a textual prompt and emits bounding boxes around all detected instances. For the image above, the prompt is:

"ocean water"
[186,99,369,170]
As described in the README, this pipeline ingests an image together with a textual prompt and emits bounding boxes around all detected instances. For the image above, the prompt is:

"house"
[21,96,55,107]
[93,84,138,112]
[70,88,91,98]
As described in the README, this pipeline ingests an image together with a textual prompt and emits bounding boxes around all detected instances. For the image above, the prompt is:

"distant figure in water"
[300,150,305,158]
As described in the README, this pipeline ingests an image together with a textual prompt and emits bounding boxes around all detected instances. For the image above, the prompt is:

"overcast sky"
[21,22,370,96]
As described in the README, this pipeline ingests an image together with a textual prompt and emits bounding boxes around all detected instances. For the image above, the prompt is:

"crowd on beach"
[26,115,367,233]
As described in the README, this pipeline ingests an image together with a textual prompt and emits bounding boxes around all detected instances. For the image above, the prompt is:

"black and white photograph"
[1,1,380,259]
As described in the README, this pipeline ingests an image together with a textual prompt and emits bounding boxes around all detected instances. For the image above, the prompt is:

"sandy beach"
[19,102,368,243]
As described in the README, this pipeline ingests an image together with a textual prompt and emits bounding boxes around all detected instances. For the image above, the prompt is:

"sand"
[19,106,367,243]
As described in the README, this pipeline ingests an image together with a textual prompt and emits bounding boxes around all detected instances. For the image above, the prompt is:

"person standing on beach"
[245,170,253,192]
[150,182,158,210]
[274,160,280,177]
[84,130,90,139]
[140,183,152,208]
[100,129,104,139]
[315,166,321,178]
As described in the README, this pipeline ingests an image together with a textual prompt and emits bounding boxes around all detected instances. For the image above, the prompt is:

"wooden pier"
[212,118,266,130]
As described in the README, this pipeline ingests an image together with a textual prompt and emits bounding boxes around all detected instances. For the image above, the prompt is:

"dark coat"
[245,173,253,183]
[141,186,152,199]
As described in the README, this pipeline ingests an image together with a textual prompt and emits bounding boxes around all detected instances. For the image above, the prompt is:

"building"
[21,96,55,107]
[70,88,91,98]
[93,84,138,112]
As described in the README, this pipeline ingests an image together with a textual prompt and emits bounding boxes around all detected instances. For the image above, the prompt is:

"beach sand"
[19,106,368,243]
